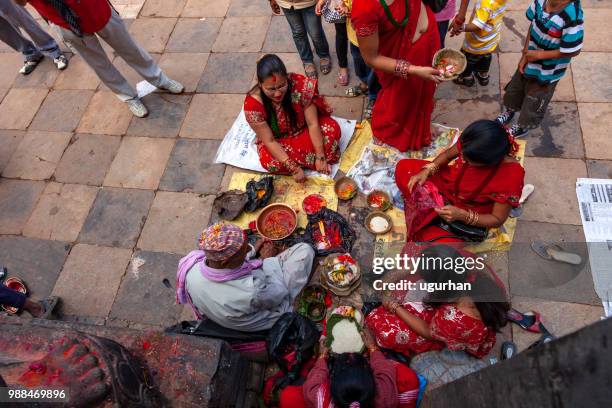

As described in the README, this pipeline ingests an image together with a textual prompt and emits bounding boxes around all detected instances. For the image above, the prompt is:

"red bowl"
[256,204,298,241]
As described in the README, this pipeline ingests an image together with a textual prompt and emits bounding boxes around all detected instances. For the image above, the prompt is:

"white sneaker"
[19,59,42,75]
[159,78,184,94]
[53,55,68,70]
[126,98,149,118]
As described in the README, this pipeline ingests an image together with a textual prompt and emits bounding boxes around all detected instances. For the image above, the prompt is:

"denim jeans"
[282,5,330,64]
[437,20,450,49]
[350,43,380,101]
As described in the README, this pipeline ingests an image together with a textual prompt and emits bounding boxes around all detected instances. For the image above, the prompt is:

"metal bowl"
[365,211,393,235]
[1,277,27,314]
[367,190,392,211]
[256,203,297,241]
[334,177,359,201]
[432,48,467,81]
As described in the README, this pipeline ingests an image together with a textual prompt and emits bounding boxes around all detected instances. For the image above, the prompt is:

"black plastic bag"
[266,313,319,387]
[165,320,269,344]
[245,176,274,212]
[304,207,356,256]
[423,0,449,13]
[213,190,248,221]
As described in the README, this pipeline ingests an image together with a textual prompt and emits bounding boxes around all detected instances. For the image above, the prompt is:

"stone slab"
[137,192,214,254]
[165,18,223,53]
[53,55,101,90]
[109,250,183,325]
[572,53,612,103]
[78,187,154,248]
[127,94,191,138]
[98,53,161,92]
[197,52,259,93]
[30,90,94,132]
[140,0,186,17]
[159,138,225,194]
[180,93,244,139]
[11,58,60,89]
[432,98,501,130]
[586,160,612,179]
[0,88,7,104]
[0,53,21,88]
[0,130,25,173]
[77,91,133,135]
[0,179,45,235]
[521,157,587,225]
[227,0,272,17]
[509,221,599,305]
[54,133,121,186]
[52,244,132,317]
[524,102,584,159]
[0,236,70,299]
[2,130,72,180]
[325,96,364,121]
[103,136,175,189]
[579,103,612,160]
[212,16,270,53]
[158,52,209,92]
[128,17,177,53]
[0,88,48,130]
[22,182,98,242]
[499,12,530,53]
[582,9,612,52]
[262,16,297,53]
[182,0,230,17]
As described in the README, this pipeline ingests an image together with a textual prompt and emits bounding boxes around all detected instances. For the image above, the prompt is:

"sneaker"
[159,78,184,94]
[509,124,529,138]
[126,98,149,118]
[496,110,515,126]
[53,55,68,70]
[19,58,42,75]
[453,74,475,87]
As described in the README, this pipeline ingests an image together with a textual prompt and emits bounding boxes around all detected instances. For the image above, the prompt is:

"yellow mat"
[228,173,338,229]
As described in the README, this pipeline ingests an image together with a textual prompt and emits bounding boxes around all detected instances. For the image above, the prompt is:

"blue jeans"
[437,20,450,49]
[0,284,26,310]
[350,43,380,101]
[282,5,330,64]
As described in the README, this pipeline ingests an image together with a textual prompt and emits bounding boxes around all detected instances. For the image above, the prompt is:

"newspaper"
[576,178,612,317]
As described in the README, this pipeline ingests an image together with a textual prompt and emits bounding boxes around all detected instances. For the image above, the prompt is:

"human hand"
[315,0,326,15]
[336,4,350,16]
[518,54,528,74]
[292,167,307,183]
[411,66,444,83]
[407,169,429,192]
[449,14,466,36]
[361,326,377,350]
[382,298,400,313]
[269,0,281,15]
[524,50,542,63]
[315,157,330,174]
[318,337,329,358]
[434,205,466,223]
[14,0,29,6]
[259,241,278,259]
[253,238,267,253]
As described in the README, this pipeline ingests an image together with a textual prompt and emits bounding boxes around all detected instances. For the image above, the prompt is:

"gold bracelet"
[423,162,439,175]
[472,211,479,226]
[394,59,411,79]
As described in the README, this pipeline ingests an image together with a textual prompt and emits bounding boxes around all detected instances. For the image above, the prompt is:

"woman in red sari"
[395,119,525,243]
[351,0,443,152]
[244,54,341,182]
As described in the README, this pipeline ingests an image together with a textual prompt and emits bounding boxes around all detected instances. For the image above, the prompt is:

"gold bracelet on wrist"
[423,162,439,175]
[394,59,411,79]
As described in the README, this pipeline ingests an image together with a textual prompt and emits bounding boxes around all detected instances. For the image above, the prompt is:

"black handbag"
[434,218,488,242]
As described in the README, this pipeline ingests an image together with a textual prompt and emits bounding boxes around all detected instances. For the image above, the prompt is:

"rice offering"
[326,254,358,288]
[328,306,364,354]
[369,215,390,233]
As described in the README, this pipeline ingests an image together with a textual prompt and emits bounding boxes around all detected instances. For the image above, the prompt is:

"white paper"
[214,109,356,178]
[576,178,612,317]
[136,81,157,99]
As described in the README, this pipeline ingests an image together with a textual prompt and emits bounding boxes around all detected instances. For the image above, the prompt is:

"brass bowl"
[432,48,467,81]
[334,177,358,201]
[256,203,297,241]
[366,190,392,211]
[365,211,393,235]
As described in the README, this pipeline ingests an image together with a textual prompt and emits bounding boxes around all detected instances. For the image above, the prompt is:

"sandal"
[345,85,366,97]
[531,240,582,265]
[39,296,59,319]
[320,58,332,75]
[510,184,535,218]
[500,341,517,360]
[453,74,475,87]
[364,99,374,120]
[304,63,318,79]
[527,332,555,350]
[507,309,547,333]
[475,72,490,86]
[337,70,349,86]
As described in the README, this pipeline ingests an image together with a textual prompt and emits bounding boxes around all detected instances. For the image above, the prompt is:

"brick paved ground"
[0,0,609,350]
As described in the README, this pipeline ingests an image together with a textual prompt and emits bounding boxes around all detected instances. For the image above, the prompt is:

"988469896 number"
[1,387,69,403]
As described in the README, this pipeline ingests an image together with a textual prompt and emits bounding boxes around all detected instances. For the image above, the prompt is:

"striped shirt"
[525,0,584,83]
[462,0,508,55]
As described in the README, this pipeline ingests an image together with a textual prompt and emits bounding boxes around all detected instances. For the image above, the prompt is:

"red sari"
[351,0,440,152]
[395,154,525,242]
[244,73,341,174]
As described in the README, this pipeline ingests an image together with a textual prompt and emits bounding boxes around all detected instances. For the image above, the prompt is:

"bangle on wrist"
[394,59,411,79]
[423,162,439,175]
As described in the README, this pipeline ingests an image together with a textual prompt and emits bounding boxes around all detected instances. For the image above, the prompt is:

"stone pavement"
[0,0,609,350]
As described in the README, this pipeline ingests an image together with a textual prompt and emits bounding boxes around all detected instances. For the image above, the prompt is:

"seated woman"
[176,222,315,332]
[302,328,421,408]
[395,119,525,243]
[366,245,510,359]
[244,54,342,182]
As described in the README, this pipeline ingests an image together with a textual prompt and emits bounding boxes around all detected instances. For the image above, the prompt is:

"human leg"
[282,7,314,64]
[512,79,557,137]
[454,49,478,86]
[350,43,369,84]
[437,20,449,49]
[301,5,331,73]
[276,243,315,299]
[334,22,349,68]
[473,53,493,85]
[497,69,527,126]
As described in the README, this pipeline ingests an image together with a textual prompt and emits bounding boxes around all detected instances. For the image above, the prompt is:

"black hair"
[329,353,375,408]
[459,119,512,166]
[420,245,510,332]
[254,54,297,134]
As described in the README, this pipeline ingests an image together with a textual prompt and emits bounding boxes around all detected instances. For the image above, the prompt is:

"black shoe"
[496,110,516,126]
[475,72,490,86]
[453,74,475,87]
[509,124,529,138]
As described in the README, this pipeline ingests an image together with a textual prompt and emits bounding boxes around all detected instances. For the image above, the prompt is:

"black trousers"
[460,50,493,77]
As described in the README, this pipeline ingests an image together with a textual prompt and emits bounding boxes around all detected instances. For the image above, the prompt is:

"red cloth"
[366,303,496,359]
[28,0,112,34]
[395,157,525,241]
[244,73,341,174]
[351,0,440,152]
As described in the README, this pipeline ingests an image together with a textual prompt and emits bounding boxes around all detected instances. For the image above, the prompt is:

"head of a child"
[459,119,512,166]
[329,353,375,408]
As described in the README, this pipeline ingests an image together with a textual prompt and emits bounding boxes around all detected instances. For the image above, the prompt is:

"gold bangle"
[472,212,479,226]
[423,162,439,175]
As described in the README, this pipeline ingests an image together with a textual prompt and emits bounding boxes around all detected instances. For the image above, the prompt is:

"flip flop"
[510,184,535,218]
[320,58,332,75]
[304,63,318,79]
[345,85,365,97]
[526,332,555,350]
[337,70,349,86]
[531,240,582,265]
[39,296,59,319]
[500,341,517,360]
[507,309,547,333]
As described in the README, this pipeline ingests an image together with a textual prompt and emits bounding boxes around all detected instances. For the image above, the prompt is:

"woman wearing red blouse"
[244,54,341,183]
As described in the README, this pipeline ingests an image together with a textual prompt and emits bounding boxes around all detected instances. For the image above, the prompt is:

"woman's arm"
[406,144,459,192]
[384,300,435,339]
[250,121,306,181]
[303,353,330,407]
[303,104,329,174]
[435,201,512,228]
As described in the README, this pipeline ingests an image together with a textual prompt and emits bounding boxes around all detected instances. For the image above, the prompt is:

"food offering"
[334,177,358,201]
[256,204,297,240]
[365,211,393,235]
[367,190,392,211]
[432,48,467,81]
[320,253,361,296]
[325,305,365,354]
[302,194,327,215]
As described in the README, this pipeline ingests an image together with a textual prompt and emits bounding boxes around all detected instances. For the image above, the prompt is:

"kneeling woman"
[245,54,341,182]
[395,119,525,242]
